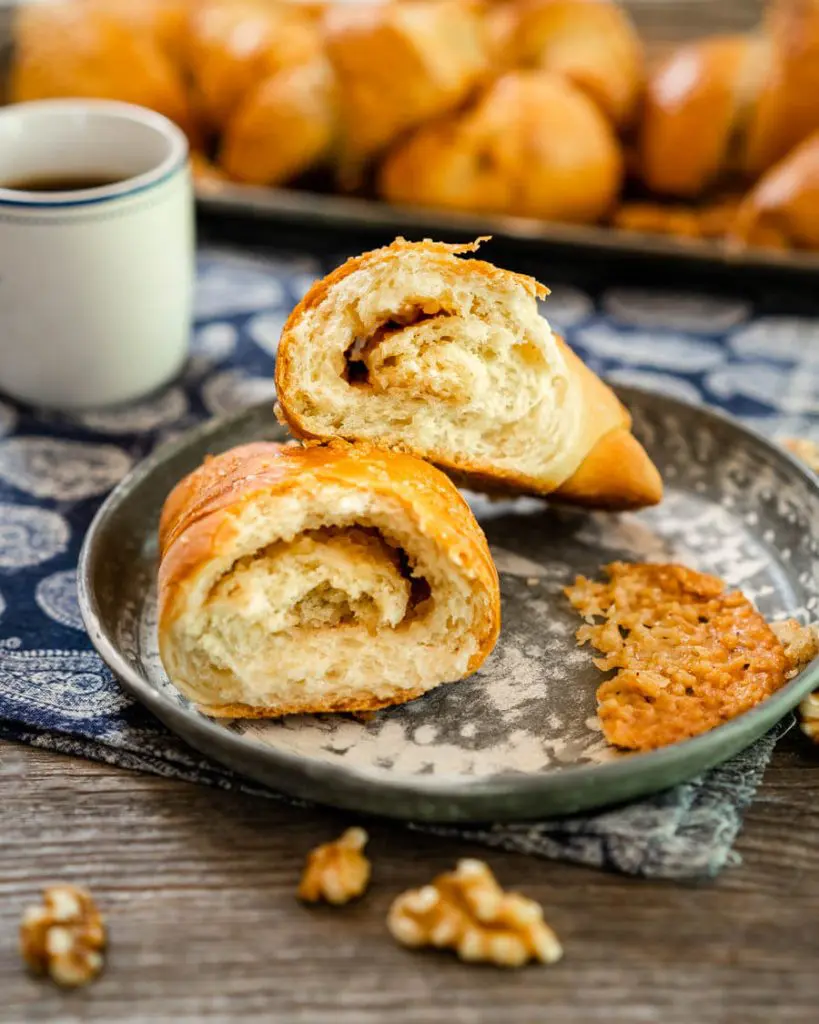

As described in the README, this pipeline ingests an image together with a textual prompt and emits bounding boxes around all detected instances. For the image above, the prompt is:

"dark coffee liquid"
[1,174,122,192]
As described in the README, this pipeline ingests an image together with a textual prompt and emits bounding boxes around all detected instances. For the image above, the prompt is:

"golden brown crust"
[275,240,660,510]
[11,1,199,141]
[499,0,644,129]
[197,686,428,720]
[323,0,489,187]
[158,440,501,717]
[744,0,819,176]
[219,56,337,186]
[379,70,623,224]
[551,429,663,510]
[730,130,819,250]
[186,0,322,132]
[639,35,759,198]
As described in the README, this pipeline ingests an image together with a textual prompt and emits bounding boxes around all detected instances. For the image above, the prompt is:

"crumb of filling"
[565,562,789,752]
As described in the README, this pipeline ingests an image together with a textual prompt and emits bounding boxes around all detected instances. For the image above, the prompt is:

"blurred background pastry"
[220,55,337,186]
[186,0,323,136]
[379,69,623,224]
[10,0,199,141]
[323,0,490,188]
[491,0,644,130]
[9,0,819,254]
[638,35,764,199]
[730,131,819,250]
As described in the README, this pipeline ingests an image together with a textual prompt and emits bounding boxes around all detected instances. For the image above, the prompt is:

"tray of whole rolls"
[5,0,819,272]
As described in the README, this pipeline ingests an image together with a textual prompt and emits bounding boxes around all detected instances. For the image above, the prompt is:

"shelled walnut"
[800,692,819,743]
[20,886,106,988]
[298,827,371,905]
[387,859,563,968]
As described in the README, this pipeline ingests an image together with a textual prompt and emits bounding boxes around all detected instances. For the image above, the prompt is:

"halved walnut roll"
[275,238,662,510]
[157,441,500,718]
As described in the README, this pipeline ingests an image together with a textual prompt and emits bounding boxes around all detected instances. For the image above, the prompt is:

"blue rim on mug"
[0,98,189,209]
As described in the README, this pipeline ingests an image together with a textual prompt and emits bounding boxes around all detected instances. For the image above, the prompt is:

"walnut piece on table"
[20,885,106,988]
[297,827,371,905]
[387,859,563,969]
[800,692,819,743]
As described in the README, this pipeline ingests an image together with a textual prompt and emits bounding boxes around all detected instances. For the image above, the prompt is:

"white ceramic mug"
[0,99,194,409]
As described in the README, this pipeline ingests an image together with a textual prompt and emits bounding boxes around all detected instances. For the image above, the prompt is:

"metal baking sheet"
[6,0,817,276]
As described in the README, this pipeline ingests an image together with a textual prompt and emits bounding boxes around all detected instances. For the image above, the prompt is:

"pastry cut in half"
[157,441,500,718]
[275,238,662,511]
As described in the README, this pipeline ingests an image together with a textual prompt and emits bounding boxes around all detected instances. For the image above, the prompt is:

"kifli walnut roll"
[157,441,500,718]
[10,0,199,141]
[323,0,490,188]
[640,4,819,199]
[186,0,322,133]
[275,238,662,510]
[220,55,337,186]
[491,0,644,130]
[729,130,819,250]
[378,70,623,225]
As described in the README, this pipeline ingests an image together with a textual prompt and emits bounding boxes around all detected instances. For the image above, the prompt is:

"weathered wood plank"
[0,733,817,1023]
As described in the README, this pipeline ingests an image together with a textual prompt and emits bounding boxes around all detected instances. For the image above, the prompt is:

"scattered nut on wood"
[298,827,371,905]
[800,692,819,743]
[20,885,106,988]
[387,858,563,968]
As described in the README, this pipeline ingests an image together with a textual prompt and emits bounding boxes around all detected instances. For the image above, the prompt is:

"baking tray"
[7,0,818,276]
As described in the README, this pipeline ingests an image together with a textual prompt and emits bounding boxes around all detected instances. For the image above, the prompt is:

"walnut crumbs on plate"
[566,563,796,752]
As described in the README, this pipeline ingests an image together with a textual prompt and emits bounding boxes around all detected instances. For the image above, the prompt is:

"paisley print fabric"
[0,247,816,879]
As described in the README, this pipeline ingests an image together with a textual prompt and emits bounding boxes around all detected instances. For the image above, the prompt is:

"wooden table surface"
[1,730,817,1024]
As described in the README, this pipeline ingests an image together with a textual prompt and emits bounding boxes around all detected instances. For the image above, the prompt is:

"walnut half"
[20,886,106,988]
[298,827,371,905]
[800,692,819,743]
[387,859,563,968]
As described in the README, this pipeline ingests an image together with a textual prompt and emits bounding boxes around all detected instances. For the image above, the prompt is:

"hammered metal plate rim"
[77,388,819,822]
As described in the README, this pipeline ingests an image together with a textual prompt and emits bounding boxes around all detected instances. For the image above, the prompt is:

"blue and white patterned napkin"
[0,246,816,879]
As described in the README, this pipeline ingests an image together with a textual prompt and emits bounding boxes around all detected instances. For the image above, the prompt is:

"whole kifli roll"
[275,238,662,510]
[186,0,322,134]
[323,0,490,188]
[10,0,199,141]
[640,3,819,199]
[157,441,500,718]
[491,0,644,130]
[378,70,623,225]
[639,35,765,199]
[220,55,337,186]
[730,130,819,250]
